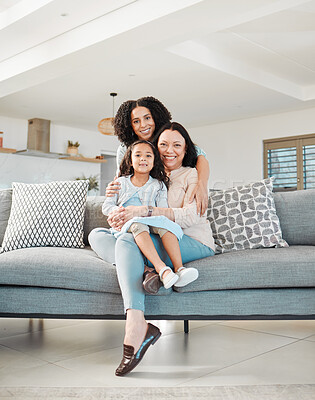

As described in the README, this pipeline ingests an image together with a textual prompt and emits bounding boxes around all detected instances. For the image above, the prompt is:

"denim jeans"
[88,228,214,313]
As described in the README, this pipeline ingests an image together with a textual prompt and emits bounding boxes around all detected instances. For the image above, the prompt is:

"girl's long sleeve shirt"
[102,175,168,216]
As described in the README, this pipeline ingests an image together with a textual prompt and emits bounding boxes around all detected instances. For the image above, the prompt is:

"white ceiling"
[0,0,315,132]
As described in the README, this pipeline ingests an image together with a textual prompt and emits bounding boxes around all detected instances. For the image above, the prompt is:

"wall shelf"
[0,147,16,153]
[59,156,107,163]
[0,148,107,163]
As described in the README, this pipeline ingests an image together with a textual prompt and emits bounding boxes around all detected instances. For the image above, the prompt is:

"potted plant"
[67,140,80,156]
[75,175,99,194]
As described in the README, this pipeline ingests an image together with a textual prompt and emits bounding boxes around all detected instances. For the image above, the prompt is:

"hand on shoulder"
[105,176,121,197]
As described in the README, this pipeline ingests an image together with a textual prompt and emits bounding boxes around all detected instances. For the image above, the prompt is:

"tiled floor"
[0,318,314,387]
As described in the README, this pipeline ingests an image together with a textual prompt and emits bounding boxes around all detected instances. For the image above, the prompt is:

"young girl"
[102,139,199,293]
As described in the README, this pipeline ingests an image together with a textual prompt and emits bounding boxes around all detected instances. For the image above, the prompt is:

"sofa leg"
[184,320,189,334]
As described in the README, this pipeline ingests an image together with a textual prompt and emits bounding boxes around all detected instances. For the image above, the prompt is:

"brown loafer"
[143,269,162,294]
[115,323,161,377]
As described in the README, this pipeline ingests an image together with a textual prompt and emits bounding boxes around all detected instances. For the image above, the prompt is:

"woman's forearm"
[152,206,175,221]
[191,155,210,215]
[196,155,209,187]
[152,204,202,228]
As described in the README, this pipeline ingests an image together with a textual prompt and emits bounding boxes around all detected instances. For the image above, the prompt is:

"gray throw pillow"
[1,180,89,252]
[0,188,12,247]
[208,178,288,254]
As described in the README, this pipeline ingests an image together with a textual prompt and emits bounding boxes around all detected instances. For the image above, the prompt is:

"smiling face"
[131,142,154,175]
[130,106,156,141]
[157,129,187,172]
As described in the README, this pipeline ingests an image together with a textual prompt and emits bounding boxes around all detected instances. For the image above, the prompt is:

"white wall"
[190,106,315,189]
[0,116,119,191]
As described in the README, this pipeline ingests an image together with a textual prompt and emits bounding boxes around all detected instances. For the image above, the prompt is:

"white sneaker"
[174,267,199,287]
[159,266,179,289]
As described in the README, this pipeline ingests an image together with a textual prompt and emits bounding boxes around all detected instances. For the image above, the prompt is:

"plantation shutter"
[264,134,315,191]
[302,138,315,190]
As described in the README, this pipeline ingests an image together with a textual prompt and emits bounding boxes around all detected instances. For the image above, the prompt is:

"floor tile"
[0,344,47,386]
[220,320,315,339]
[305,334,315,342]
[56,323,296,387]
[0,362,102,387]
[0,320,125,363]
[151,323,296,369]
[181,340,315,386]
[0,318,95,339]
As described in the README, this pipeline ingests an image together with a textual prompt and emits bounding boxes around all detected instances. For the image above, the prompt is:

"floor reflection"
[28,318,44,346]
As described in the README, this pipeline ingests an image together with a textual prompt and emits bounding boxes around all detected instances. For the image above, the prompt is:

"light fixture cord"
[110,92,117,118]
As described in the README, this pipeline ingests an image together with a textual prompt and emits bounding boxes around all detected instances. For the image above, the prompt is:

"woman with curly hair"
[114,96,171,151]
[109,96,210,216]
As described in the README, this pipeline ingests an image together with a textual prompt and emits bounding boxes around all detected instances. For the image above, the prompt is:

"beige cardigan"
[167,166,215,250]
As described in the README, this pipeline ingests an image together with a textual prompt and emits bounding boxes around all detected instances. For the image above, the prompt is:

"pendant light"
[98,92,117,135]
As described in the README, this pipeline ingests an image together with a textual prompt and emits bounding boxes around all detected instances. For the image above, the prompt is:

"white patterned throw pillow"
[208,178,288,254]
[1,180,89,252]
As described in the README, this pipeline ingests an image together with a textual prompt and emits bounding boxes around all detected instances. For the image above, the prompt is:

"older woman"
[88,122,214,376]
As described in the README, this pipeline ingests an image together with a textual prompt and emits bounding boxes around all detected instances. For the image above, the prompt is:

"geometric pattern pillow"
[1,180,89,253]
[208,177,289,254]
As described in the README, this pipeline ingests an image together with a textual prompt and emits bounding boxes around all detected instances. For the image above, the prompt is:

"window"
[263,134,315,191]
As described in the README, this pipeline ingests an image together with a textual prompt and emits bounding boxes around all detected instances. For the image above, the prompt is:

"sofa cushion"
[274,189,315,246]
[1,180,88,252]
[208,178,288,253]
[83,196,110,245]
[175,246,315,293]
[0,189,12,248]
[0,247,119,294]
[0,246,121,294]
[0,246,170,296]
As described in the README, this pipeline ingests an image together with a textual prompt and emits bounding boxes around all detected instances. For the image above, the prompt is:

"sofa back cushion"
[83,196,110,245]
[0,189,12,247]
[273,189,315,245]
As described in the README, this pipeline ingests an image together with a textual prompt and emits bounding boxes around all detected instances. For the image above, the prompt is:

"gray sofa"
[0,188,314,330]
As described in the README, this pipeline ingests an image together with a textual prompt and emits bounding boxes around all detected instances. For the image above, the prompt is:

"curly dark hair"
[113,96,172,147]
[152,122,198,168]
[118,140,169,188]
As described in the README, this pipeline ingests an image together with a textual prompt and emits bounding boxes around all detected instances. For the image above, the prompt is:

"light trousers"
[128,222,168,238]
[88,228,214,313]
